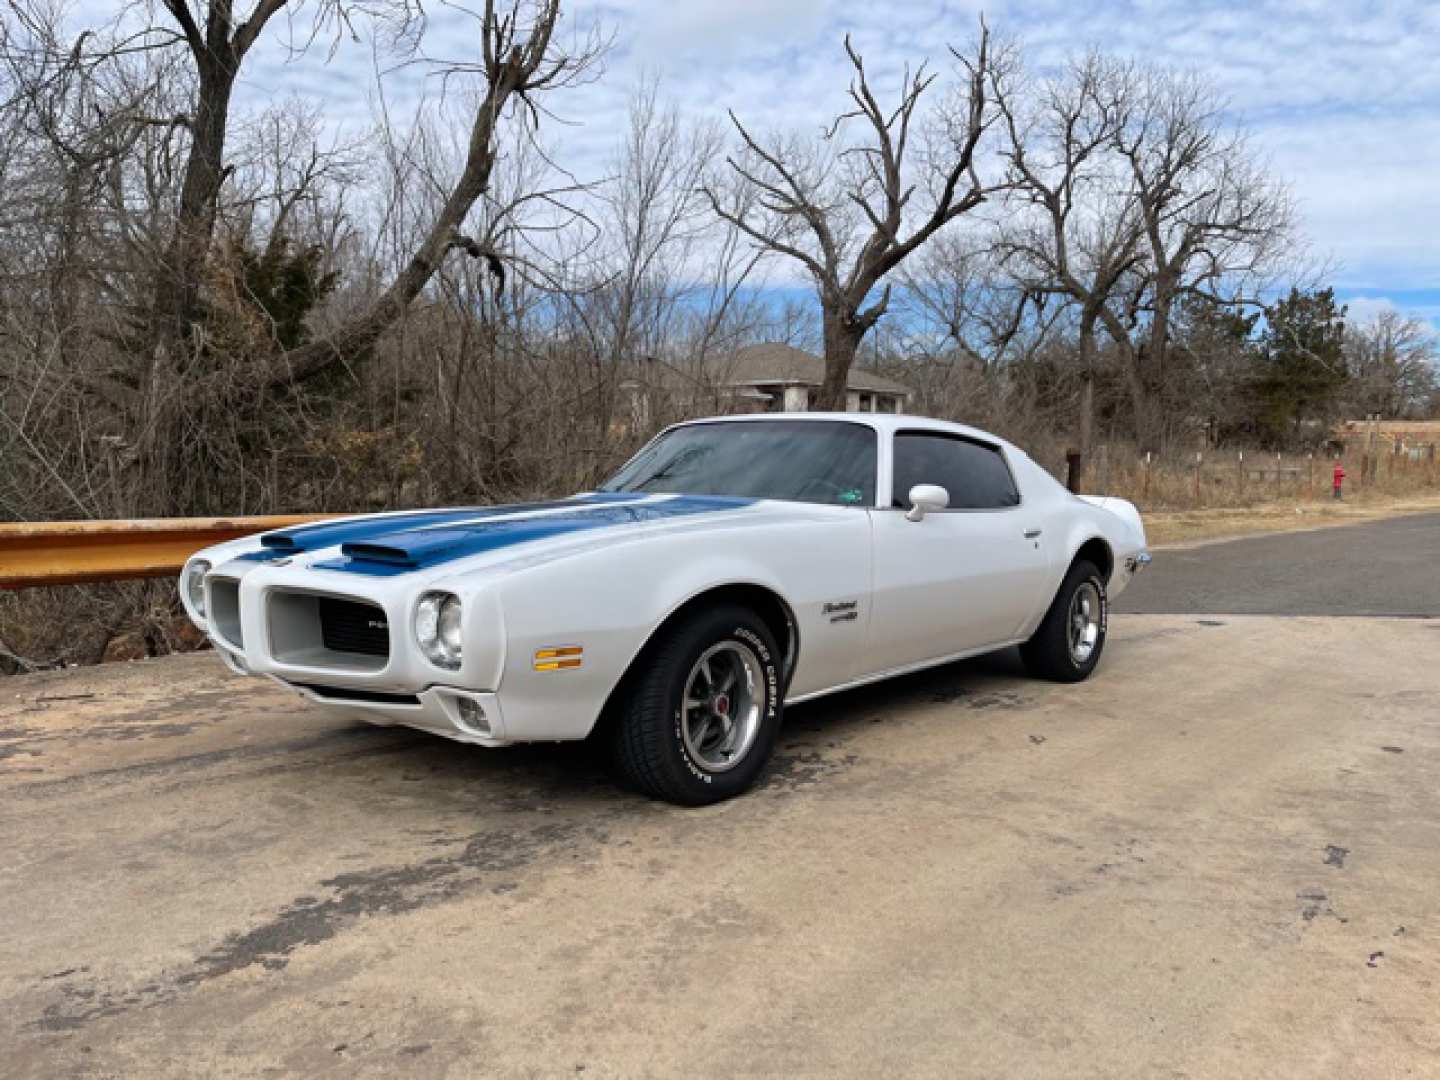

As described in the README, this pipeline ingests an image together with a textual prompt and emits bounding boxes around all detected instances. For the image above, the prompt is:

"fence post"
[1238,450,1245,496]
[1308,452,1314,497]
[1194,451,1203,505]
[1142,450,1151,502]
[1365,413,1379,486]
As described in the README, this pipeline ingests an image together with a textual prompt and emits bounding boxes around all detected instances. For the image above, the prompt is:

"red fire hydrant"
[1333,460,1346,500]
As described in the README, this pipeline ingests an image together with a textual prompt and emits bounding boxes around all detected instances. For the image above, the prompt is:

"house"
[616,342,914,435]
[716,342,913,413]
[1333,418,1440,458]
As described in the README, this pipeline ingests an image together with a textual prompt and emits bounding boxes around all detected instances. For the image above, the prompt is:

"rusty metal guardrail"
[0,516,335,590]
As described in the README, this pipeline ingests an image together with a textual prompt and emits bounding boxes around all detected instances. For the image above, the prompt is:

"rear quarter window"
[892,432,1021,510]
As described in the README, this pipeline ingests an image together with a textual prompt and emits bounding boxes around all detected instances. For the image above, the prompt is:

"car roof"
[668,412,1022,453]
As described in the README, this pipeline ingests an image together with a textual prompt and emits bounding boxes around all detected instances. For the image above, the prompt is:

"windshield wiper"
[632,464,682,491]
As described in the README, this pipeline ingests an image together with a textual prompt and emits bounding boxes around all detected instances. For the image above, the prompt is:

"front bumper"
[271,674,510,746]
[212,639,510,743]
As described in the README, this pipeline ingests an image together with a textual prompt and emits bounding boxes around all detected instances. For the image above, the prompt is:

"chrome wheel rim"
[681,641,765,773]
[1068,581,1102,665]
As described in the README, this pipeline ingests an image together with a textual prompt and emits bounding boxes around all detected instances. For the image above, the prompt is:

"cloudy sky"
[227,1,1439,324]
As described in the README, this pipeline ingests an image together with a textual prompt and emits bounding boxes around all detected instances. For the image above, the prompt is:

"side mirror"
[905,484,950,522]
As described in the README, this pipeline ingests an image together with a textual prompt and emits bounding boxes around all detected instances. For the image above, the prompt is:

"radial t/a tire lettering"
[612,604,782,805]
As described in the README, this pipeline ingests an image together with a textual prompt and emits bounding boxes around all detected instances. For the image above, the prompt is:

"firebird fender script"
[824,600,859,623]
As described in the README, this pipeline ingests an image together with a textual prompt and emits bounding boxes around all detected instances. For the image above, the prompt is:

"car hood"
[227,493,846,581]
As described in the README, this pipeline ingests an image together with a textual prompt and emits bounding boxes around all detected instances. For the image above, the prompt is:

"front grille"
[318,597,391,658]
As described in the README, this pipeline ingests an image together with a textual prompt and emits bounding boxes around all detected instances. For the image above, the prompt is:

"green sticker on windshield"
[839,488,864,504]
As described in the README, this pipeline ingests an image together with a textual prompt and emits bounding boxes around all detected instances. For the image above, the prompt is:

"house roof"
[718,343,912,396]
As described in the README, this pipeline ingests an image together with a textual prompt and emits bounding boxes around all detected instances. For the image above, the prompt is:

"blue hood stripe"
[236,493,647,562]
[312,495,755,576]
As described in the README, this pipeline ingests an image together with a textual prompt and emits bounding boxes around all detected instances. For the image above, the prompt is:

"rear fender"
[1077,495,1147,546]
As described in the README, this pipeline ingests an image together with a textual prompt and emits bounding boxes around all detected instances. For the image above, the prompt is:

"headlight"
[415,592,462,669]
[185,560,211,618]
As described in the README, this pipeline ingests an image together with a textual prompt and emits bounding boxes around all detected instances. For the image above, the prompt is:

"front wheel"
[1020,559,1108,682]
[612,604,782,805]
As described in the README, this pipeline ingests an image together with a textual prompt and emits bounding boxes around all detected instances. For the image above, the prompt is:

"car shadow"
[320,646,1031,811]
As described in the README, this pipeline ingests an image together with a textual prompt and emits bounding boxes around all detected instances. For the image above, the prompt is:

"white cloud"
[1258,107,1440,289]
[620,0,829,60]
[1343,295,1399,324]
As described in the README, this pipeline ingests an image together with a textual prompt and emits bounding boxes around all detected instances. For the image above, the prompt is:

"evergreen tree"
[1253,287,1348,445]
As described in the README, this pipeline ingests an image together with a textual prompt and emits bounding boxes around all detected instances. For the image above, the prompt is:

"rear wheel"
[612,604,782,805]
[1020,559,1107,682]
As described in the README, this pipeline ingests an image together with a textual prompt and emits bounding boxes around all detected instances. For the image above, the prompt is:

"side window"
[892,432,1020,510]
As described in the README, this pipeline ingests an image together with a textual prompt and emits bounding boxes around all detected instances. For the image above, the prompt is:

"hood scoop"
[342,528,484,568]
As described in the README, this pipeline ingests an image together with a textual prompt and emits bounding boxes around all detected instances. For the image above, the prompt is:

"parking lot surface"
[4,608,1439,1077]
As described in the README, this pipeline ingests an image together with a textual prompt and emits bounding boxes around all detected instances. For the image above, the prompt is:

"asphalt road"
[1117,511,1440,617]
[4,609,1440,1078]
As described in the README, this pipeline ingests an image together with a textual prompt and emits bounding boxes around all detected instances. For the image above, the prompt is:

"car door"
[863,430,1050,675]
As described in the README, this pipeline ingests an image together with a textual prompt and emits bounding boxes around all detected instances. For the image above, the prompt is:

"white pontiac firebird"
[180,413,1148,804]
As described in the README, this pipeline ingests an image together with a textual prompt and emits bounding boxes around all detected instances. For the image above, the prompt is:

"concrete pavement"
[3,612,1439,1078]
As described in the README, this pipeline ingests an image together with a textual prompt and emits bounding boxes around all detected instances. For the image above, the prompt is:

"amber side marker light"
[534,645,583,671]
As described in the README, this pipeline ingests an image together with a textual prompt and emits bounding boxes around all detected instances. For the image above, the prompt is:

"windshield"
[600,420,877,507]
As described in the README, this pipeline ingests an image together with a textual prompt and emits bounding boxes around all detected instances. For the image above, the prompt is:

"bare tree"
[993,51,1143,480]
[1345,309,1439,419]
[1115,67,1296,443]
[3,0,602,514]
[276,4,602,385]
[703,25,1010,410]
[898,231,1042,377]
[571,83,725,449]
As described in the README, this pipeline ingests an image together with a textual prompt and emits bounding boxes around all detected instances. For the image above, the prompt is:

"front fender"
[489,517,870,740]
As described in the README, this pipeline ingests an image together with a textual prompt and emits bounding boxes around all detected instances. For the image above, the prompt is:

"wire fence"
[1069,442,1440,511]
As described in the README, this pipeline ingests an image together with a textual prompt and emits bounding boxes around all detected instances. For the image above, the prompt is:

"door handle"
[1023,527,1043,539]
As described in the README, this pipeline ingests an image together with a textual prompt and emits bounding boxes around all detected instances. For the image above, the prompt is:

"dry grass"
[1143,493,1440,547]
[1090,445,1439,513]
[1073,442,1440,546]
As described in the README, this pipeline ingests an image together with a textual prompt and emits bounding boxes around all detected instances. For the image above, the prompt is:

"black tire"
[612,604,783,805]
[1020,558,1108,683]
